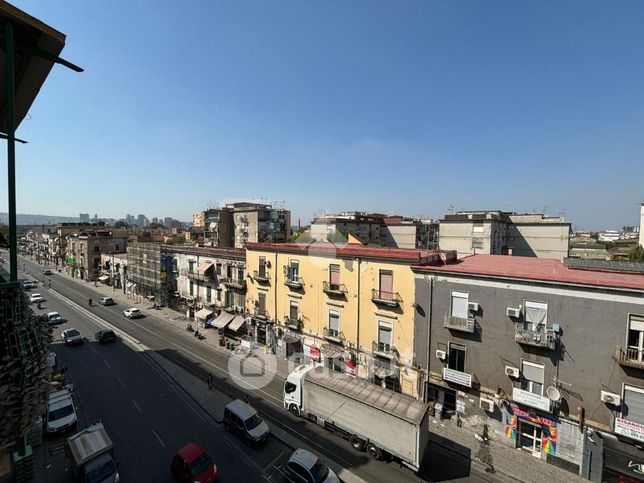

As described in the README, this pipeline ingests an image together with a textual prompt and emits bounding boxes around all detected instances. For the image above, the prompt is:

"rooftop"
[413,254,644,291]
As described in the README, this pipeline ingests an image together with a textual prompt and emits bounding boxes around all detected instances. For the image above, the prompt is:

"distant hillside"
[0,212,78,225]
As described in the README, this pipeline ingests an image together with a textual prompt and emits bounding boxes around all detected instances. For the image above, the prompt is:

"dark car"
[95,329,117,344]
[171,443,217,482]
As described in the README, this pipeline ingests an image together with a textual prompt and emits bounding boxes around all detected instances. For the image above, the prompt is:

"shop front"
[504,404,557,460]
[603,428,644,482]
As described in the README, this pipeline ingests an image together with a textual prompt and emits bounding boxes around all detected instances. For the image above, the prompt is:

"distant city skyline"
[2,1,644,230]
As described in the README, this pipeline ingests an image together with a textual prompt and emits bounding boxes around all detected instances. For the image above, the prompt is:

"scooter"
[185,323,194,332]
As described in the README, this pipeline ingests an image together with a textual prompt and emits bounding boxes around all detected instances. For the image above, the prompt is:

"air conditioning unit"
[506,307,521,318]
[600,390,621,406]
[435,349,446,360]
[468,302,479,312]
[480,397,496,412]
[505,366,520,378]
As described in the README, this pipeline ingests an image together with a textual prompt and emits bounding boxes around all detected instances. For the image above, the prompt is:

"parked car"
[282,449,338,483]
[98,297,115,306]
[43,269,53,275]
[29,293,45,304]
[95,329,117,344]
[223,399,270,445]
[46,388,78,435]
[21,279,37,290]
[47,311,63,325]
[123,308,143,319]
[61,329,84,346]
[170,443,217,482]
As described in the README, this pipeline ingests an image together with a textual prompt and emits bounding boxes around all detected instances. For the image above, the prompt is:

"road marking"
[151,429,166,448]
[116,376,125,388]
[91,347,99,355]
[103,359,111,369]
[263,450,285,473]
[132,398,142,413]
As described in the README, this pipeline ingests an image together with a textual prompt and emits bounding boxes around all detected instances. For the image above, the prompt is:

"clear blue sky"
[3,0,644,229]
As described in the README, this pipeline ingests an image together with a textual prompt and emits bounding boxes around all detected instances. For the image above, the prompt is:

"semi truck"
[283,364,429,471]
[66,423,119,482]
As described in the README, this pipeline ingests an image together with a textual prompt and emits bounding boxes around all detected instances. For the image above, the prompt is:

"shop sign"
[344,358,356,376]
[442,367,472,387]
[510,404,556,427]
[304,345,321,362]
[615,418,644,443]
[512,387,551,412]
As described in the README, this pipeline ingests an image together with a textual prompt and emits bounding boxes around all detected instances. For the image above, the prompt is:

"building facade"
[65,231,128,280]
[412,254,644,481]
[245,241,454,398]
[126,241,166,303]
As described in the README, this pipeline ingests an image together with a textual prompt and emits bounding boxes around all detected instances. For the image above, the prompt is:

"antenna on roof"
[447,204,455,215]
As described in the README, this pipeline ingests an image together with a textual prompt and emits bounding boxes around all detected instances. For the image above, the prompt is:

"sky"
[2,0,644,230]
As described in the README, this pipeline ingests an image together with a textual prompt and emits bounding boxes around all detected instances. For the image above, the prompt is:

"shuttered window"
[329,264,340,285]
[623,385,644,424]
[521,360,545,395]
[451,291,469,319]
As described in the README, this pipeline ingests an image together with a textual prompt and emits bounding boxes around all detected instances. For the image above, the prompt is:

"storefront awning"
[321,345,344,359]
[212,312,235,329]
[374,366,397,379]
[98,275,109,282]
[282,334,301,344]
[196,308,213,320]
[228,316,247,332]
[198,261,213,272]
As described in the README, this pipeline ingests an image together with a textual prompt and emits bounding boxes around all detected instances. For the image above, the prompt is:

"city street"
[19,254,499,482]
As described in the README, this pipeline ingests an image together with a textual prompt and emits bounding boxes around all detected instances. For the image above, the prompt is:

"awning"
[126,282,135,289]
[228,316,247,332]
[374,366,397,379]
[321,345,344,359]
[98,275,109,282]
[212,312,235,329]
[196,308,213,321]
[198,261,213,272]
[282,334,301,344]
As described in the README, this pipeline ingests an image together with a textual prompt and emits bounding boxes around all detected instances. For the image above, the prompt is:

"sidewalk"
[51,266,585,483]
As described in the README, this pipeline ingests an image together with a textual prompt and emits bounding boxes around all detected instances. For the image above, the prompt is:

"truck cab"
[283,365,313,416]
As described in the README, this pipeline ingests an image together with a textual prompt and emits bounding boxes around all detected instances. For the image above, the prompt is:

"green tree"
[628,245,644,262]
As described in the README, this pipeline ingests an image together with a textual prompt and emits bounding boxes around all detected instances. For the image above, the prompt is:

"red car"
[171,443,218,482]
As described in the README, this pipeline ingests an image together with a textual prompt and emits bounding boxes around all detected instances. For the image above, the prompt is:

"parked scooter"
[185,323,194,332]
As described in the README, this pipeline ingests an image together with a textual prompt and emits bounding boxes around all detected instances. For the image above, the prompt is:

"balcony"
[514,326,556,350]
[252,270,270,283]
[443,314,475,333]
[372,340,396,359]
[442,367,472,388]
[220,277,246,290]
[614,346,644,370]
[322,281,347,297]
[254,308,269,320]
[323,327,344,344]
[371,289,402,307]
[283,316,303,331]
[180,268,214,282]
[285,276,304,289]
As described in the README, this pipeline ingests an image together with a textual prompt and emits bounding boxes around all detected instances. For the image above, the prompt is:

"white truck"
[283,365,429,471]
[66,423,119,483]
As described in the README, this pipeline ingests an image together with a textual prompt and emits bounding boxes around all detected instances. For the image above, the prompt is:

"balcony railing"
[443,314,475,333]
[614,346,644,369]
[371,289,402,307]
[285,276,304,289]
[372,340,396,358]
[254,308,269,319]
[180,268,214,282]
[252,269,270,283]
[323,281,348,296]
[323,327,344,344]
[284,317,303,331]
[514,326,556,350]
[220,277,247,290]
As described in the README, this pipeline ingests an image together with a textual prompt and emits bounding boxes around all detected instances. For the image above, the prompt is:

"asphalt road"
[16,254,498,483]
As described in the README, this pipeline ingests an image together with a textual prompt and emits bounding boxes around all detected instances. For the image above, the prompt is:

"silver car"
[61,328,84,346]
[282,449,339,483]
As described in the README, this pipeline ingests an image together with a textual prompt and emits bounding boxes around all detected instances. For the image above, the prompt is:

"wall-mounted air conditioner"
[505,366,520,378]
[506,307,521,318]
[480,398,496,412]
[600,390,621,406]
[468,302,479,312]
[435,349,446,360]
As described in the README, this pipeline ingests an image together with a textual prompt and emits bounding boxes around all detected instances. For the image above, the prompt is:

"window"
[627,315,644,362]
[188,260,195,273]
[288,260,299,281]
[114,245,120,252]
[225,291,234,307]
[521,360,544,396]
[216,289,222,301]
[236,293,245,308]
[238,267,244,282]
[259,256,266,277]
[450,291,469,319]
[377,322,392,352]
[472,222,484,234]
[524,301,548,331]
[93,246,100,253]
[227,265,233,278]
[448,342,465,372]
[329,264,341,287]
[472,238,483,250]
[379,270,393,299]
[189,281,194,296]
[623,385,644,425]
[289,300,299,320]
[328,311,340,337]
[258,292,266,314]
[284,381,297,394]
[206,286,212,303]
[216,263,222,275]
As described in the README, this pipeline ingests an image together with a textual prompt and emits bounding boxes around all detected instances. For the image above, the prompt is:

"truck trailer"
[66,423,119,483]
[283,364,429,471]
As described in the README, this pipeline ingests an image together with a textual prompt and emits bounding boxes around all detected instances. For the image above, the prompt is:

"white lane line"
[91,347,99,355]
[263,450,285,473]
[103,359,111,369]
[132,399,142,414]
[151,429,166,448]
[116,376,125,388]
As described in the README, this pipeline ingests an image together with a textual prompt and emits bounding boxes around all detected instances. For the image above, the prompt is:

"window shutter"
[451,292,469,319]
[378,324,392,345]
[624,385,644,424]
[521,361,544,384]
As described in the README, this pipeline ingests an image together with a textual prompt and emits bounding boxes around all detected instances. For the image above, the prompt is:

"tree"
[113,221,128,228]
[628,245,644,263]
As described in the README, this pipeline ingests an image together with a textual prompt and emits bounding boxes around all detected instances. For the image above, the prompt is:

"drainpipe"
[274,252,278,326]
[425,275,434,402]
[356,257,362,372]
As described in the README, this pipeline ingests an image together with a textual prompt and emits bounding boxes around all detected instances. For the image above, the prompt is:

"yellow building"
[245,241,447,398]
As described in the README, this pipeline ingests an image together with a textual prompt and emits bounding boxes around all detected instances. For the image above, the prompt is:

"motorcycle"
[185,323,194,332]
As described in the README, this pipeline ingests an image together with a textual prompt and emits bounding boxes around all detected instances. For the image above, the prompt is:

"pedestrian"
[244,394,249,404]
[207,372,213,390]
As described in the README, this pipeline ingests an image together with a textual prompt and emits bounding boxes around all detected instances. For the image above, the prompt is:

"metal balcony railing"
[514,326,556,350]
[283,317,303,331]
[614,346,644,369]
[371,289,402,307]
[285,276,304,289]
[372,340,396,358]
[443,314,475,333]
[323,327,344,343]
[220,277,246,290]
[323,281,348,296]
[252,269,270,283]
[180,268,214,282]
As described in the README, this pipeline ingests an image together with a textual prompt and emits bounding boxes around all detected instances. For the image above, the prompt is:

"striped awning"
[212,312,235,329]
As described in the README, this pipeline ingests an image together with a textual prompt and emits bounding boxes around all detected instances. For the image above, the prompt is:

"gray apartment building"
[438,211,571,260]
[412,255,644,481]
[65,230,128,280]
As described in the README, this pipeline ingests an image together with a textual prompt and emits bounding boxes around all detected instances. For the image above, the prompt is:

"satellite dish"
[546,386,561,402]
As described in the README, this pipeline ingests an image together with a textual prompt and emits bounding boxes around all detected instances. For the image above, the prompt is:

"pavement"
[18,254,588,482]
